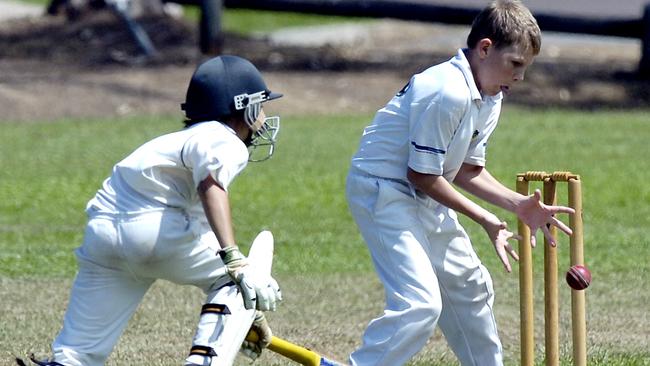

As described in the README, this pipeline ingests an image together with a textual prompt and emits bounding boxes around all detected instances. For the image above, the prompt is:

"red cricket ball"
[566,264,592,290]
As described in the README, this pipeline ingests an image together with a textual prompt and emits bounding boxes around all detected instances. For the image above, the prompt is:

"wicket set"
[516,171,586,366]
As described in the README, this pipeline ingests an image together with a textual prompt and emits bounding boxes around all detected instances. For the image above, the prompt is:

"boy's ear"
[478,38,493,59]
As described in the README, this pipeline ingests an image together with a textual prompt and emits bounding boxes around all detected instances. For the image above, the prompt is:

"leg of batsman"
[245,330,343,366]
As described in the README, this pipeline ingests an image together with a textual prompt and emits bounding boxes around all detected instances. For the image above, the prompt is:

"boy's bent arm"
[197,174,282,311]
[407,167,494,224]
[454,163,575,247]
[407,167,520,272]
[453,163,525,212]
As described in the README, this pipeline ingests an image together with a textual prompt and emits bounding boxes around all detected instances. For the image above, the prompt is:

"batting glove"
[256,277,281,311]
[241,311,272,361]
[220,247,282,311]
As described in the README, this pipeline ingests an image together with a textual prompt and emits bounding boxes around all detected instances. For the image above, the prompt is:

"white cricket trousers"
[51,209,255,366]
[346,172,503,366]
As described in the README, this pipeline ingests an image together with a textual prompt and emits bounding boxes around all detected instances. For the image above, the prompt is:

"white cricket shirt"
[350,49,502,183]
[87,121,249,220]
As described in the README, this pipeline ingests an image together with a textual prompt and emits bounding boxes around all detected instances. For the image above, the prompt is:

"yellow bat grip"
[246,330,322,366]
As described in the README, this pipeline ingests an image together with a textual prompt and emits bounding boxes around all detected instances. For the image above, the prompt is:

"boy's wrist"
[477,210,499,228]
[512,193,530,216]
[219,245,243,263]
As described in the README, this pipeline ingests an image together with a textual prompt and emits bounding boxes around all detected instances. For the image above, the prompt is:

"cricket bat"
[246,231,344,366]
[247,230,275,277]
[245,330,344,366]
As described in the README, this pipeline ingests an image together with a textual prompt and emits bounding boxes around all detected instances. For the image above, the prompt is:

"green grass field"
[2,108,650,365]
[189,8,365,35]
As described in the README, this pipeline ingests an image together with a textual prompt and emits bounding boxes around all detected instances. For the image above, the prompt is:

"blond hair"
[466,0,541,54]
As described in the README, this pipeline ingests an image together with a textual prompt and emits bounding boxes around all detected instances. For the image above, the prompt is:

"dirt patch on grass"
[0,12,649,124]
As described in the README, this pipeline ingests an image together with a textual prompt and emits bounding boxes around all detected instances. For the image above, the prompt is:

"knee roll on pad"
[189,294,255,365]
[201,303,231,315]
[188,345,218,358]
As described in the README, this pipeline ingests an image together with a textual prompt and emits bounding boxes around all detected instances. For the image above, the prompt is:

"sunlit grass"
[2,108,650,365]
[2,110,650,279]
[185,7,365,35]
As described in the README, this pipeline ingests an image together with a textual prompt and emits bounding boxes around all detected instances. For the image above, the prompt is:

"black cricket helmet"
[181,55,282,161]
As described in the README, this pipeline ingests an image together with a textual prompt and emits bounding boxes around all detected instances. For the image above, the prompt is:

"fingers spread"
[541,225,556,246]
[496,232,520,273]
[551,217,573,236]
[497,248,512,273]
[548,205,576,215]
[505,242,519,261]
[509,233,523,241]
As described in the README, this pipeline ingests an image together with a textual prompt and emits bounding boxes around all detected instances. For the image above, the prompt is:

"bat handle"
[246,330,323,366]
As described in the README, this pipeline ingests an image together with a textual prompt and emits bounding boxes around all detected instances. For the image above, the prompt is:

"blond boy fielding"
[346,1,574,365]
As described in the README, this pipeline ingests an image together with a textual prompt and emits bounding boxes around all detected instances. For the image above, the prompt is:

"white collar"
[451,48,503,104]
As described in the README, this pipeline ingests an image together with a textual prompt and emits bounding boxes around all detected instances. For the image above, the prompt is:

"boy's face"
[250,108,266,132]
[475,40,536,96]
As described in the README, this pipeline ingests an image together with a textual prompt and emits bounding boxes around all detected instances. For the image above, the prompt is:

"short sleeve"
[464,101,501,166]
[181,131,249,190]
[408,88,468,175]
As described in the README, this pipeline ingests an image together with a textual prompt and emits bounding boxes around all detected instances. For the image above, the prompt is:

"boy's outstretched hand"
[514,189,575,247]
[482,188,575,273]
[481,213,521,273]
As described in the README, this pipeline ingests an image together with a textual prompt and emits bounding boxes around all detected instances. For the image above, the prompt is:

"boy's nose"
[514,70,526,82]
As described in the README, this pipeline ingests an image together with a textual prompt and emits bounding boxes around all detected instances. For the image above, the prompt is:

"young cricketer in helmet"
[21,55,282,366]
[345,1,575,365]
